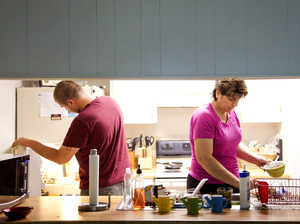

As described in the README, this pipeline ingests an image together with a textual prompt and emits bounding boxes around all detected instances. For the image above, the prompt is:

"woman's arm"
[237,143,271,169]
[194,138,240,189]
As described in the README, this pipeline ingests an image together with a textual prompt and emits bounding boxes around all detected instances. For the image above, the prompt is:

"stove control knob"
[161,144,167,149]
[169,143,174,149]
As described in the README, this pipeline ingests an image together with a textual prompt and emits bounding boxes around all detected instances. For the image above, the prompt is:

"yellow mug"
[152,195,175,213]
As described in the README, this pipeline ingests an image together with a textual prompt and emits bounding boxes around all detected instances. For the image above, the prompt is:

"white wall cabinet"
[236,80,282,123]
[110,81,157,124]
[156,80,214,107]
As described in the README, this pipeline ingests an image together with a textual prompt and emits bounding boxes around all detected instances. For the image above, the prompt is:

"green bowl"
[264,161,285,178]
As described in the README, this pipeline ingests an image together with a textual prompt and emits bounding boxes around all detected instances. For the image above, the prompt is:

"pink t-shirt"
[189,103,241,184]
[63,96,131,190]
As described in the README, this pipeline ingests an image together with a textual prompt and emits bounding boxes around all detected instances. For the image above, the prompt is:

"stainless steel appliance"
[155,140,191,191]
[0,154,30,210]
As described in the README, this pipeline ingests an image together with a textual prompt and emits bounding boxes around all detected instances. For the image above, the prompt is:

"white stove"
[155,157,191,179]
[155,140,192,191]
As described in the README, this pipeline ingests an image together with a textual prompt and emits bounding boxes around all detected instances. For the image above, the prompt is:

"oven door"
[155,178,187,192]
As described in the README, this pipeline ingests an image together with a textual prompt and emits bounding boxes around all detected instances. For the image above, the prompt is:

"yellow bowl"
[264,161,285,178]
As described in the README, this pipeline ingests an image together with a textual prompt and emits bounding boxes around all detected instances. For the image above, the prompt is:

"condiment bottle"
[239,164,250,209]
[123,167,133,210]
[133,165,145,209]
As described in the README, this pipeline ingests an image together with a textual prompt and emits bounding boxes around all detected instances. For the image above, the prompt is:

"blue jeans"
[80,181,124,196]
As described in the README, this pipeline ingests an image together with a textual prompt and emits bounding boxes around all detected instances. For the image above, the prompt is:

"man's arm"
[12,137,80,164]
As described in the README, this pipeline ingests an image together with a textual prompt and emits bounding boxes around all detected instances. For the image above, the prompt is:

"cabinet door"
[196,0,215,76]
[0,0,27,77]
[97,0,115,76]
[237,80,282,123]
[27,0,69,77]
[141,0,160,76]
[110,81,157,124]
[247,0,288,75]
[215,0,247,76]
[161,0,197,76]
[288,0,300,74]
[70,0,97,77]
[115,0,140,76]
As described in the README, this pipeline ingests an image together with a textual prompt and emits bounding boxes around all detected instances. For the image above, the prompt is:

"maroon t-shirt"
[63,96,130,190]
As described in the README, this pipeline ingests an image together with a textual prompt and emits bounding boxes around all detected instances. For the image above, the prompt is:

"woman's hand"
[254,155,272,169]
[250,178,256,190]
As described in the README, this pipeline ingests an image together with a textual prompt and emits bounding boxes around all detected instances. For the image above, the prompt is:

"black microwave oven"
[0,154,30,210]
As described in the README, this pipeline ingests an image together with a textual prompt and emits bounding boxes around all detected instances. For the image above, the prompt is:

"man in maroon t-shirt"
[12,81,131,195]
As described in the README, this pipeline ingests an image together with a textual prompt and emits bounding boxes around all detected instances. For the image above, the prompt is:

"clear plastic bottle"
[133,165,145,209]
[123,167,133,210]
[239,164,250,209]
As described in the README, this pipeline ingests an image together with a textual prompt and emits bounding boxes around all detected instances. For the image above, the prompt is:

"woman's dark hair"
[212,78,248,101]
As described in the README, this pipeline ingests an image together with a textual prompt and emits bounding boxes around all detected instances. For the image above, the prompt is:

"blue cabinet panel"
[27,0,69,77]
[161,0,197,76]
[97,0,115,76]
[247,0,288,75]
[0,0,27,76]
[70,0,97,77]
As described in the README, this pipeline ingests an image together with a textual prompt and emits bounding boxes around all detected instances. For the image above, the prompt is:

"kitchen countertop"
[132,167,291,179]
[1,196,300,223]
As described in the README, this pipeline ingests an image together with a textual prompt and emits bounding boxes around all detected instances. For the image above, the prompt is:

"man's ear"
[66,99,75,106]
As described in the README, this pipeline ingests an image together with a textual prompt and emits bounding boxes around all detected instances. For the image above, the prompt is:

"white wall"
[280,79,300,178]
[0,80,22,153]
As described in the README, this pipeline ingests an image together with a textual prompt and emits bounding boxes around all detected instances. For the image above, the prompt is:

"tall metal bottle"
[239,164,250,209]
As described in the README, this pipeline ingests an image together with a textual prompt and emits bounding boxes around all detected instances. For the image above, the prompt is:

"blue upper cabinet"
[288,0,300,75]
[70,0,97,77]
[247,0,288,76]
[0,0,299,78]
[141,0,160,76]
[115,0,141,76]
[27,0,69,77]
[196,0,215,77]
[0,0,27,77]
[160,0,197,76]
[97,0,115,76]
[215,0,247,77]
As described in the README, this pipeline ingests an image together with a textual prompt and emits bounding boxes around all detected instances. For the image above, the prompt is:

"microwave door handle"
[15,161,20,195]
[15,160,29,195]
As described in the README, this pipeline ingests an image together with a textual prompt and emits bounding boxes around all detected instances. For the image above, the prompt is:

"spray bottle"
[123,167,133,210]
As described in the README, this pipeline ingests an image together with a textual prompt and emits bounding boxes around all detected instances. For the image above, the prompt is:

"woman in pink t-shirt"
[188,78,271,194]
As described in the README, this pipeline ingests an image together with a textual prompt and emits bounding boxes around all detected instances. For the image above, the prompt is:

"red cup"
[256,181,269,204]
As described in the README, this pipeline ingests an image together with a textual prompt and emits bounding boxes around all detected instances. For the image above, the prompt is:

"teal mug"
[205,195,228,213]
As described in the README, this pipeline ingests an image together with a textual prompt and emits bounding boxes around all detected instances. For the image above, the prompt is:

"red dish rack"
[255,178,300,205]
